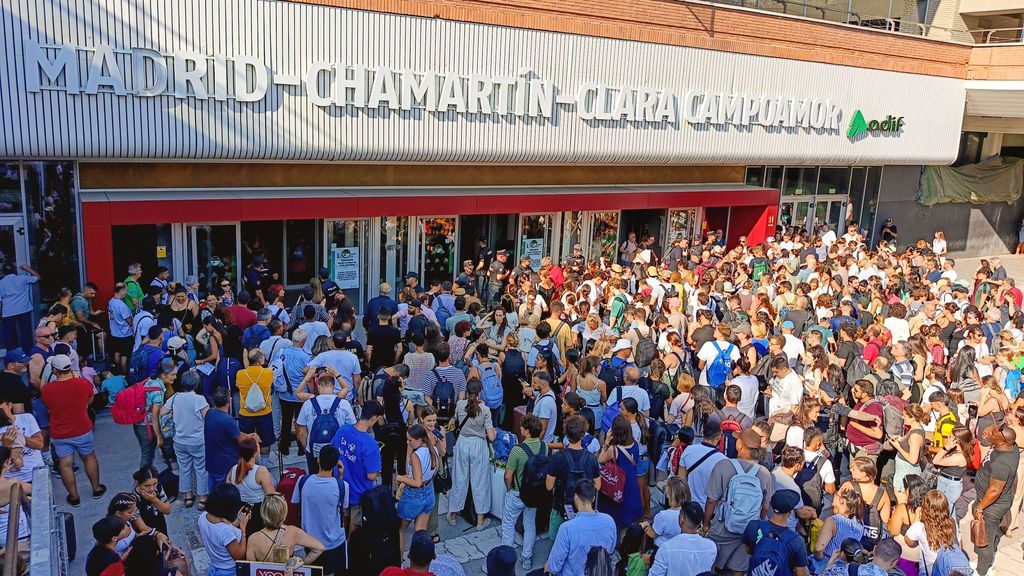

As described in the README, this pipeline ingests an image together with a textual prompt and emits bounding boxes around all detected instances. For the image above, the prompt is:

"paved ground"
[53,252,1024,574]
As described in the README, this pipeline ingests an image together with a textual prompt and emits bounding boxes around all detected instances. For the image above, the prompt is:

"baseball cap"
[3,350,29,364]
[611,338,633,353]
[486,545,518,576]
[770,489,801,514]
[647,266,659,277]
[781,320,795,330]
[496,249,508,256]
[167,336,187,350]
[404,271,420,280]
[611,263,623,274]
[408,530,436,566]
[408,299,422,309]
[49,354,72,371]
[453,287,466,296]
[318,266,330,279]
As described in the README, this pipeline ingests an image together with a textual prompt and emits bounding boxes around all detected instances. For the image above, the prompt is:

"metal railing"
[700,0,975,42]
[970,27,1024,44]
[29,466,69,576]
[3,483,29,576]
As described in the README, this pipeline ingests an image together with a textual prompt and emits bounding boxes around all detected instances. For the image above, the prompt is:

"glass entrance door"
[417,217,457,287]
[584,211,620,264]
[778,201,811,232]
[187,224,241,294]
[0,216,29,273]
[518,214,558,271]
[812,196,847,234]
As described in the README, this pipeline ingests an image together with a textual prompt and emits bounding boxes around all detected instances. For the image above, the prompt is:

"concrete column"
[982,132,1003,159]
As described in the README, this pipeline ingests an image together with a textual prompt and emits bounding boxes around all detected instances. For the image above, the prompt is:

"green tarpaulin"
[918,156,1024,207]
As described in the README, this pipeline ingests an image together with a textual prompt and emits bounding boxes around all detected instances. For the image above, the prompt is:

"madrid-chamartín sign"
[26,41,847,132]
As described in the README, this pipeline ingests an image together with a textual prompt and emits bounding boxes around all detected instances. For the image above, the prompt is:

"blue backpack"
[308,397,342,457]
[491,429,517,464]
[929,546,973,576]
[502,349,527,381]
[600,386,625,433]
[747,521,797,576]
[127,347,151,384]
[475,359,503,409]
[707,342,734,389]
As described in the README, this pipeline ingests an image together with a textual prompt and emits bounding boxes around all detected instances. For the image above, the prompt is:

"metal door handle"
[15,227,24,235]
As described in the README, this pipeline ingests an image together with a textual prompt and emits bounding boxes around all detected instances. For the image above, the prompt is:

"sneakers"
[521,557,532,570]
[66,495,80,507]
[92,484,107,499]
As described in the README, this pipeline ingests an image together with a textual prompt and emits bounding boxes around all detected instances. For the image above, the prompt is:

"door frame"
[581,210,621,263]
[516,212,562,271]
[184,222,242,294]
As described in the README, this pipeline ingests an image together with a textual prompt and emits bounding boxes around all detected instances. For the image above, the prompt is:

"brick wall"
[968,46,1024,80]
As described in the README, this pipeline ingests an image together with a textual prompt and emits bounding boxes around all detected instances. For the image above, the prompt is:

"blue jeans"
[2,312,33,353]
[502,489,537,560]
[134,424,156,471]
[209,471,228,490]
[396,484,435,521]
[207,566,235,576]
[174,442,208,496]
[936,473,962,514]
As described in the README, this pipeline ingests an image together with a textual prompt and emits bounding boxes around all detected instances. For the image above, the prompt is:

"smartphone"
[564,505,576,520]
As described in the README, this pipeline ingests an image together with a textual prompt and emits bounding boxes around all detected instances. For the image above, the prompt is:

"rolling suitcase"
[87,330,110,373]
[512,405,528,441]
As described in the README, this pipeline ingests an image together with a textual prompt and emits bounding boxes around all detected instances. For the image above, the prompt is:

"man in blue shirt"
[275,329,311,456]
[742,490,810,576]
[204,387,255,487]
[332,400,383,533]
[291,444,348,575]
[545,478,616,576]
[140,326,165,378]
[362,282,398,331]
[107,282,134,374]
[0,263,41,353]
[242,309,272,352]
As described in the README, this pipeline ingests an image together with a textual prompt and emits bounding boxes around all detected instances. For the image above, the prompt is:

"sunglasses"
[220,283,230,288]
[39,333,55,338]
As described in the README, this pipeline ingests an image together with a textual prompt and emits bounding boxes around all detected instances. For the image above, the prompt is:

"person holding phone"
[198,483,250,576]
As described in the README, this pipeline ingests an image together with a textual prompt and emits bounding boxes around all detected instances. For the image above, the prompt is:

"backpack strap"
[686,446,716,474]
[297,474,309,499]
[337,477,348,510]
[329,397,341,415]
[310,396,322,414]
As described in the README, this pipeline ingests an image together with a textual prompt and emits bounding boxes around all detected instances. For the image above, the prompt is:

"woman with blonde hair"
[245,493,325,563]
[575,356,607,427]
[666,372,697,426]
[905,490,958,575]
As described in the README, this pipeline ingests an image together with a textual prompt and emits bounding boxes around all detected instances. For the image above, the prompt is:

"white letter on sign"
[233,55,269,103]
[173,52,208,99]
[25,42,80,94]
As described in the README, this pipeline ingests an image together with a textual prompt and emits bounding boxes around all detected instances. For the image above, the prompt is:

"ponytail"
[466,378,482,418]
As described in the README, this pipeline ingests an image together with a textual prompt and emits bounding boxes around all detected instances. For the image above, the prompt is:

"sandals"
[198,499,207,512]
[183,496,196,508]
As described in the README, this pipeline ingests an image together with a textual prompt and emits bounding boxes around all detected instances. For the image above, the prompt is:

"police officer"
[487,249,510,308]
[475,237,494,299]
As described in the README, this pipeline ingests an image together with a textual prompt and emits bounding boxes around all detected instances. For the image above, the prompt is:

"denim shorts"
[636,453,650,477]
[31,398,49,429]
[396,483,435,521]
[52,431,96,458]
[238,414,276,446]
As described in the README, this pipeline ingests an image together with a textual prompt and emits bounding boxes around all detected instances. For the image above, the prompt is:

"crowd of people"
[2,221,1022,576]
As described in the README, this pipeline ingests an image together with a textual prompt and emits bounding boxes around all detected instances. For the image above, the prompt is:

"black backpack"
[639,376,670,423]
[518,443,550,508]
[632,328,658,368]
[796,454,827,513]
[597,358,628,393]
[432,368,456,422]
[532,340,562,380]
[561,449,590,506]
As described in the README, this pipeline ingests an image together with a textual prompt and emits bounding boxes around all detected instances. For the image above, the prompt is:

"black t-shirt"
[784,309,812,335]
[545,447,600,506]
[691,325,715,353]
[86,545,122,576]
[0,371,33,408]
[976,447,1020,514]
[364,323,399,366]
[836,341,862,368]
[881,224,898,242]
[135,485,169,535]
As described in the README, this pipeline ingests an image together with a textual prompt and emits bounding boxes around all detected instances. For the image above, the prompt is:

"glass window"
[847,167,867,230]
[667,209,698,245]
[745,166,765,187]
[419,217,457,287]
[328,219,369,313]
[520,214,555,271]
[817,167,851,197]
[590,212,619,263]
[0,163,22,213]
[863,167,883,242]
[285,220,316,287]
[379,217,408,297]
[560,211,583,264]
[24,162,80,307]
[783,167,817,196]
[954,132,986,167]
[766,166,783,190]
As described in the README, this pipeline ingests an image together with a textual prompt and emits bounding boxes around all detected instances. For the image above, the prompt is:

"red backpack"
[111,381,161,426]
[717,414,744,458]
[969,438,982,471]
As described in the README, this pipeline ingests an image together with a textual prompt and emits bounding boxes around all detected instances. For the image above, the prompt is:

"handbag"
[599,446,634,504]
[971,516,988,547]
[159,395,176,440]
[433,456,452,493]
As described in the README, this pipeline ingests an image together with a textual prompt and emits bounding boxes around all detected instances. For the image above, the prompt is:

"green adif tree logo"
[847,110,905,139]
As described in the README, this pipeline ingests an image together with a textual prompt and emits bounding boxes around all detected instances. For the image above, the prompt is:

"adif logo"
[847,110,905,140]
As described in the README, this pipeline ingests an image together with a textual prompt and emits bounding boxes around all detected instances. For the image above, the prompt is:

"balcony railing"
[971,27,1024,44]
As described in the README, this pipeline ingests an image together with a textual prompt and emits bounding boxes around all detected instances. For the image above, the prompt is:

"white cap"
[167,336,187,350]
[611,338,633,354]
[49,354,72,371]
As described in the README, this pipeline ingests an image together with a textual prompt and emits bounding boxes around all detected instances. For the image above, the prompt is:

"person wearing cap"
[485,250,510,307]
[402,271,420,292]
[679,418,728,507]
[742,489,809,576]
[481,545,516,576]
[648,501,717,576]
[779,320,805,365]
[879,216,898,247]
[545,478,616,576]
[318,266,341,305]
[703,428,773,575]
[0,349,33,413]
[331,400,383,532]
[380,529,435,576]
[41,352,106,506]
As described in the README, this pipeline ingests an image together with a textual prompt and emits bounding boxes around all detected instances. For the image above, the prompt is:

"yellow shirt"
[236,366,273,417]
[545,317,575,365]
[933,412,958,448]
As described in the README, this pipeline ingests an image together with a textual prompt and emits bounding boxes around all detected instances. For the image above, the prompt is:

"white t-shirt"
[803,448,836,487]
[731,374,760,420]
[306,350,361,401]
[883,317,910,344]
[667,392,695,426]
[532,391,559,444]
[606,385,651,415]
[782,334,805,365]
[198,512,243,570]
[769,371,804,416]
[906,520,960,574]
[0,414,42,483]
[696,340,740,388]
[296,394,357,451]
